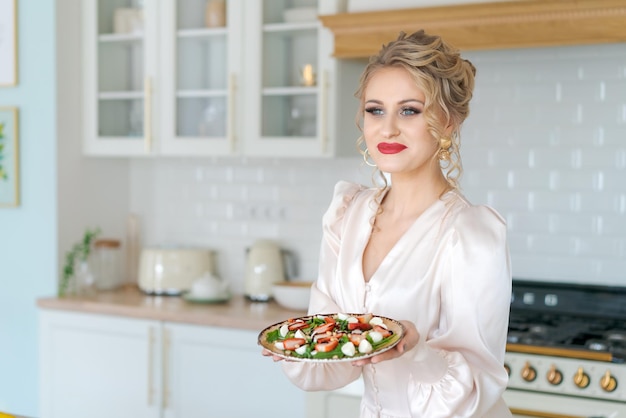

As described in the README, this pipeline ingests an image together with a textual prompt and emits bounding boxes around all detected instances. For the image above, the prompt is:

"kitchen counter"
[36,286,307,331]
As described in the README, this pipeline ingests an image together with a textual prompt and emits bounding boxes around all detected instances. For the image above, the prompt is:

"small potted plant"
[59,228,101,297]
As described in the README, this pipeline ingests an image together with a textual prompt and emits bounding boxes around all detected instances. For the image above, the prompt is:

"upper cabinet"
[243,1,326,157]
[319,0,626,58]
[83,0,159,156]
[83,0,242,157]
[82,0,355,158]
[159,0,242,156]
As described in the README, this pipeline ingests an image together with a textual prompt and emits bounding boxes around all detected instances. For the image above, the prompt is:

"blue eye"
[400,107,421,116]
[365,107,383,116]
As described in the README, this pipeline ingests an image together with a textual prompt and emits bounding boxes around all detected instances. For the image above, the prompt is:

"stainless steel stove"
[504,279,626,417]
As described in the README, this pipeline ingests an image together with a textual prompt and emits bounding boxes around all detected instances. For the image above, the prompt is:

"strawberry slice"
[348,333,365,346]
[283,338,306,350]
[373,324,392,338]
[313,322,335,335]
[348,322,372,331]
[357,314,373,324]
[288,321,308,331]
[315,339,339,353]
[315,336,333,344]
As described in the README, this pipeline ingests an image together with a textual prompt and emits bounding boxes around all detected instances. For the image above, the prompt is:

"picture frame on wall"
[0,0,18,87]
[0,107,19,207]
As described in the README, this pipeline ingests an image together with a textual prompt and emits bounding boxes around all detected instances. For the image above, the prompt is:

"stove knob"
[546,364,563,386]
[573,367,590,388]
[600,370,617,393]
[521,362,537,382]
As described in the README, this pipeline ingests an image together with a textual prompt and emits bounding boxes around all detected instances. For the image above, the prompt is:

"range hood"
[319,0,626,58]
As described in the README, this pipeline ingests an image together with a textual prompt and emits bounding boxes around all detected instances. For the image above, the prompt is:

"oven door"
[505,389,626,418]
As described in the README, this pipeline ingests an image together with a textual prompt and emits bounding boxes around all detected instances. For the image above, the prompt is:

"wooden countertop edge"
[36,290,308,332]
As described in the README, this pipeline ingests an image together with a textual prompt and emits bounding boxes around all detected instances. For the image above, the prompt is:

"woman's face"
[362,66,440,178]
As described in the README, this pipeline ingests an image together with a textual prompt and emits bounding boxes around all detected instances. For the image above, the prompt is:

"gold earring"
[363,148,377,167]
[438,137,452,161]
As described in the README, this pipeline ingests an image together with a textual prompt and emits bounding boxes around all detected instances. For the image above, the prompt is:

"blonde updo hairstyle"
[355,30,476,190]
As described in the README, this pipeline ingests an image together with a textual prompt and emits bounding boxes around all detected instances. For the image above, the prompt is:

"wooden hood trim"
[319,0,626,58]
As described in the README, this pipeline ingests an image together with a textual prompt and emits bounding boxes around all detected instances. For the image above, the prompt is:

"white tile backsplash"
[130,43,626,291]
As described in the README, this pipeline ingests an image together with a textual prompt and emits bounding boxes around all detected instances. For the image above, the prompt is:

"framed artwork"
[0,0,18,86]
[0,107,19,207]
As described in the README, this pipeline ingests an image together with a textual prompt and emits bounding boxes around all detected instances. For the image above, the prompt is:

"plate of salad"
[258,313,405,362]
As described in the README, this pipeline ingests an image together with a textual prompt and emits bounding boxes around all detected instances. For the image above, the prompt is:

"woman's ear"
[444,125,454,138]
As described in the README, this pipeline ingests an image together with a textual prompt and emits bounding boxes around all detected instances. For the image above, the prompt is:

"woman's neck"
[381,174,451,221]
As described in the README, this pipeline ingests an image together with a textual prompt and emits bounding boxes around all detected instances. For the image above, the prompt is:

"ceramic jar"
[205,0,226,27]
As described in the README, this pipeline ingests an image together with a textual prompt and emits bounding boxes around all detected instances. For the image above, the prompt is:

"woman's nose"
[381,115,400,138]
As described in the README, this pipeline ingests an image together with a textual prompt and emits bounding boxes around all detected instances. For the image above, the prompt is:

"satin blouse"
[281,181,513,418]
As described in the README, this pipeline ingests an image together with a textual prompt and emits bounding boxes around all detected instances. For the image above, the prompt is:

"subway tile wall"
[130,43,626,293]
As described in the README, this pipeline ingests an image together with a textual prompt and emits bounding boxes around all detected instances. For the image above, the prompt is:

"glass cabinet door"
[159,0,241,156]
[83,0,158,156]
[245,0,327,157]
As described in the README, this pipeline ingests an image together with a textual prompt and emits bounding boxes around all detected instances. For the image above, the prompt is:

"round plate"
[183,293,231,304]
[258,313,405,363]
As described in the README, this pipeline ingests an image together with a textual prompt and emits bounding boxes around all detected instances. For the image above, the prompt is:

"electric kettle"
[244,240,295,301]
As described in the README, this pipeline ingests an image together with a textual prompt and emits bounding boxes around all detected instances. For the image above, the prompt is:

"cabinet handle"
[162,327,171,409]
[228,73,237,151]
[320,70,328,154]
[147,326,155,406]
[144,76,153,152]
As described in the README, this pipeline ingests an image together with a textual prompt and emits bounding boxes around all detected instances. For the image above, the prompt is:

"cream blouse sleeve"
[281,181,364,391]
[404,205,512,417]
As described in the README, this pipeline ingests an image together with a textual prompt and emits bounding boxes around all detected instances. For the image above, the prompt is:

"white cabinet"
[82,0,356,158]
[164,323,305,418]
[82,0,243,157]
[242,1,330,157]
[39,310,162,418]
[306,381,362,418]
[39,311,307,418]
[158,0,243,156]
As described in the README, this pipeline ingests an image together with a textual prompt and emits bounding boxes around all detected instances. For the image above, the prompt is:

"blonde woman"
[264,30,512,418]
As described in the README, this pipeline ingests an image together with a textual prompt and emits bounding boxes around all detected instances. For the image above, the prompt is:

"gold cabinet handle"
[144,76,153,152]
[228,73,237,151]
[319,70,328,153]
[162,327,171,409]
[147,326,155,406]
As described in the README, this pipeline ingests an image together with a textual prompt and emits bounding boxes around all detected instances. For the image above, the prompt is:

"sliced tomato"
[373,324,392,338]
[357,314,373,324]
[313,322,336,335]
[348,322,372,331]
[288,321,309,331]
[348,333,365,346]
[315,339,339,353]
[283,338,306,350]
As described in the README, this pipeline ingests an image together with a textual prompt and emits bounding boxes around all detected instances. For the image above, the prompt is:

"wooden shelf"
[319,0,626,58]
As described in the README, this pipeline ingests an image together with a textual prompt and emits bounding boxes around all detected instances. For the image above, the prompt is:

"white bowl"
[272,281,313,311]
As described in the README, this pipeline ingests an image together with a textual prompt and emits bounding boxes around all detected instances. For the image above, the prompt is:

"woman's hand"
[261,348,285,362]
[351,320,420,366]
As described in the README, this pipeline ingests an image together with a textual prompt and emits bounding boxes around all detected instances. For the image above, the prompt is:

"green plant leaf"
[58,227,101,297]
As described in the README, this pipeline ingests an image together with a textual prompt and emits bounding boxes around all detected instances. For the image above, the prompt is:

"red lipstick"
[377,142,407,154]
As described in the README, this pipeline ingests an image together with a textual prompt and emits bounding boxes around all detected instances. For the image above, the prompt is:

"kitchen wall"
[0,1,57,415]
[0,1,131,415]
[130,42,626,291]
